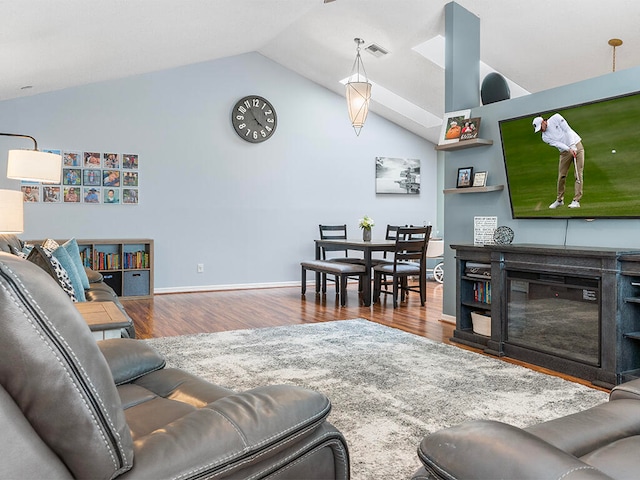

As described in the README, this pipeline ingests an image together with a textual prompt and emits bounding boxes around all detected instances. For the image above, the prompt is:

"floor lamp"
[0,132,62,234]
[0,189,24,234]
[1,132,62,183]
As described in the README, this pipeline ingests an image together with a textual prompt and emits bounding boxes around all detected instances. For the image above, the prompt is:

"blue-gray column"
[444,2,480,111]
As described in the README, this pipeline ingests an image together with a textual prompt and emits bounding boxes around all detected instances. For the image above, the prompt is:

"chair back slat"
[382,225,401,259]
[393,226,431,269]
[319,224,349,258]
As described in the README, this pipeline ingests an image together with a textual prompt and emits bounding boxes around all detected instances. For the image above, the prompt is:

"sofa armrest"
[610,378,640,401]
[98,338,165,385]
[85,267,103,284]
[120,385,335,479]
[416,420,612,480]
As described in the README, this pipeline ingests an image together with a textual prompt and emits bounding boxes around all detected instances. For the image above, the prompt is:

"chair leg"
[301,266,307,295]
[392,276,399,308]
[420,278,426,306]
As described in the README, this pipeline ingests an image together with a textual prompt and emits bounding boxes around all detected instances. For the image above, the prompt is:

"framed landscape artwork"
[375,157,420,194]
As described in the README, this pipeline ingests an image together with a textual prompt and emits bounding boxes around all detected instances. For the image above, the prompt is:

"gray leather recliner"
[0,252,350,479]
[412,380,640,479]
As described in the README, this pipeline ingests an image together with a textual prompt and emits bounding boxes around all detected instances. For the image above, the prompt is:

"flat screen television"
[499,91,640,219]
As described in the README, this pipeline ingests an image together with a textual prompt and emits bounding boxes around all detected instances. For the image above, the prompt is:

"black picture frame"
[456,167,473,188]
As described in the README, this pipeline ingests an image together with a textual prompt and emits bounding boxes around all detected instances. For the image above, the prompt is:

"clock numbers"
[232,95,277,143]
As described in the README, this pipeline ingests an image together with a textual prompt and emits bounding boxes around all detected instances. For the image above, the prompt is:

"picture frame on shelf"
[439,109,471,145]
[456,167,473,188]
[472,171,488,187]
[459,117,481,141]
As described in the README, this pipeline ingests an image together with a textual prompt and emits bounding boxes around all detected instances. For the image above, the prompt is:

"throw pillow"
[42,238,60,251]
[50,245,87,302]
[9,243,33,258]
[26,245,78,302]
[10,245,27,259]
[61,238,90,290]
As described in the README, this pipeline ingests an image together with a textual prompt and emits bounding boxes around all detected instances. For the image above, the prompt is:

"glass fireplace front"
[506,271,600,366]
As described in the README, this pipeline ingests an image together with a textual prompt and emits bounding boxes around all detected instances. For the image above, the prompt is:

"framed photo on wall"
[439,109,470,145]
[472,171,487,187]
[456,167,473,188]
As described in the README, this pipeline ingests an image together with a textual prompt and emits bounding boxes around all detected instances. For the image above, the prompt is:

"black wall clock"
[231,95,278,143]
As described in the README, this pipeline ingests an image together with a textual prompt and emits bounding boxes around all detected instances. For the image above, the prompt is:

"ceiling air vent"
[365,43,389,58]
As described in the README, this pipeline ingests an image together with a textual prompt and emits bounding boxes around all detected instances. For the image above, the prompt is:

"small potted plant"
[359,215,375,242]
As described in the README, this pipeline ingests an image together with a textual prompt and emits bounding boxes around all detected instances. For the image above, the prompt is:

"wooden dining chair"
[372,225,432,308]
[372,224,400,292]
[318,224,364,292]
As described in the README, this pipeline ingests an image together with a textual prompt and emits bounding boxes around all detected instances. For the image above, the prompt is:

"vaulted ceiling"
[3,0,639,144]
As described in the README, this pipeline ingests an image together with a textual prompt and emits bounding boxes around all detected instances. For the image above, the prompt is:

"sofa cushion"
[98,338,165,385]
[0,252,134,478]
[86,266,104,283]
[26,245,78,302]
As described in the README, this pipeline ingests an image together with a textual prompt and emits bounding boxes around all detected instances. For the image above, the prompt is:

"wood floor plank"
[121,281,608,392]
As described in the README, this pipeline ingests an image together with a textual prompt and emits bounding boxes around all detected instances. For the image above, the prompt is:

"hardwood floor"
[122,281,449,340]
[121,281,609,392]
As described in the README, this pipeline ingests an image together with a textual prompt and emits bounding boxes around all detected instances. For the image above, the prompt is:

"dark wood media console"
[452,244,640,388]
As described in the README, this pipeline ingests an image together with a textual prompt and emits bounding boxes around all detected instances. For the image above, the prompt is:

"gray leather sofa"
[0,252,350,479]
[0,234,135,338]
[412,379,640,479]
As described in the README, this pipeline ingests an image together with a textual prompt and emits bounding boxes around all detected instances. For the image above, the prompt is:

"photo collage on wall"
[21,150,139,205]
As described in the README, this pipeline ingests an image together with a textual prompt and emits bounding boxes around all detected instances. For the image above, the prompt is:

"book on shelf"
[124,251,149,269]
[96,252,121,270]
[473,280,491,304]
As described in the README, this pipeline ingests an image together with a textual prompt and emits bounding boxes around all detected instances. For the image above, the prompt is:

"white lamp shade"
[0,189,24,234]
[346,81,372,136]
[7,149,62,183]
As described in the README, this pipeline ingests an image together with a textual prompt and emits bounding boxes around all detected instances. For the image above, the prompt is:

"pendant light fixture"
[608,38,623,72]
[345,38,372,136]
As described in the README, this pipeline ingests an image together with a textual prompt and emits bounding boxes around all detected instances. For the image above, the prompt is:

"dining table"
[314,238,396,306]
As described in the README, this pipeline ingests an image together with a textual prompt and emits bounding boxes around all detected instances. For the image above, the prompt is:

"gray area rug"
[145,319,608,479]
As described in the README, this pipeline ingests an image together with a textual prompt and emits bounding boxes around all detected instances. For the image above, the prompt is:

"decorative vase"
[363,228,372,242]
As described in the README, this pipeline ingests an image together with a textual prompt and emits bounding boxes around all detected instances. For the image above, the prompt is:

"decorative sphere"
[481,73,511,105]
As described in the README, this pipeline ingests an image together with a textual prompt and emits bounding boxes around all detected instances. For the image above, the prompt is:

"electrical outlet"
[197,263,204,273]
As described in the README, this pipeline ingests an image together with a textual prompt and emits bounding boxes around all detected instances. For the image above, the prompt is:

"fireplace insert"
[506,271,600,366]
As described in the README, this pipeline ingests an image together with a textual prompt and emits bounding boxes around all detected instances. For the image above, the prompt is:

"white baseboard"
[440,313,456,325]
[154,281,300,294]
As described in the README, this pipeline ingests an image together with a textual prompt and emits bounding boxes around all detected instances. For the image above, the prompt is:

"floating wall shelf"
[443,185,504,194]
[435,138,493,151]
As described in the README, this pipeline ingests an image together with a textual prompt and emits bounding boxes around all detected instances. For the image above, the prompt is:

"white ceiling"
[2,0,639,144]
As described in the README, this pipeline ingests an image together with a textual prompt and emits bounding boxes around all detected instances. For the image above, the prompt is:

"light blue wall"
[442,66,640,315]
[0,52,437,291]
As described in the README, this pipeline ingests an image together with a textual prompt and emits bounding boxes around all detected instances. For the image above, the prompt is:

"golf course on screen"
[500,92,640,218]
